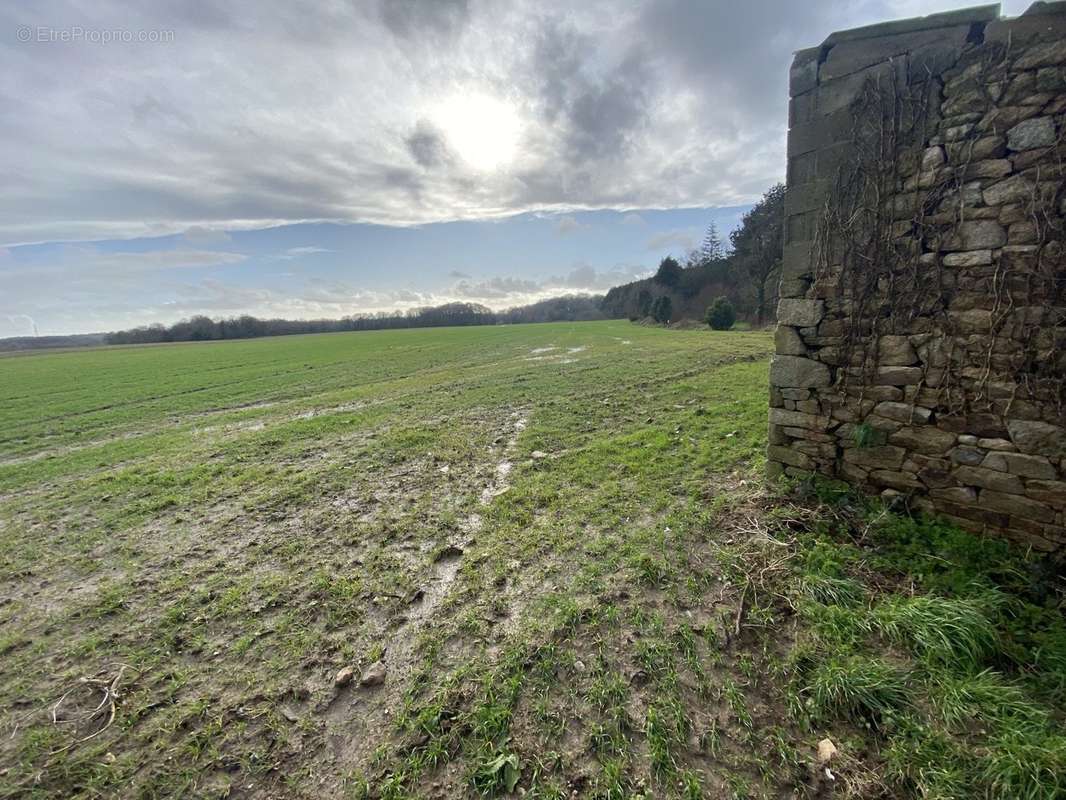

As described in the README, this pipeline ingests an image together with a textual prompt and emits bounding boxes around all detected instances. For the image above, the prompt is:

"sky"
[0,0,1028,336]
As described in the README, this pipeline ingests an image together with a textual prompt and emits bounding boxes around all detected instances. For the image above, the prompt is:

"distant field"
[4,321,1063,800]
[0,321,777,797]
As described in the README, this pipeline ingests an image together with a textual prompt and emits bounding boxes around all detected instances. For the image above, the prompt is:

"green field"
[2,321,1063,800]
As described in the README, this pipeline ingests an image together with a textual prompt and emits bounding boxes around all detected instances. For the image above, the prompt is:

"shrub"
[651,296,673,324]
[705,297,736,330]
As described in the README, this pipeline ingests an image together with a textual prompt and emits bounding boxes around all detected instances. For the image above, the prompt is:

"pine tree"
[700,222,725,263]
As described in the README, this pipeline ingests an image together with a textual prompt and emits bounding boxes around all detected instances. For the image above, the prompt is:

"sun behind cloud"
[432,91,521,171]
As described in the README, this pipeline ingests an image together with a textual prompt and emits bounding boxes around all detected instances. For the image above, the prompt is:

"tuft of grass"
[800,573,865,606]
[981,730,1066,800]
[930,669,1047,731]
[805,656,909,725]
[871,594,999,666]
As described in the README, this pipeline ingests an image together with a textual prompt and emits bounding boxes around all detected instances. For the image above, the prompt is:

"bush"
[651,296,673,324]
[705,297,736,330]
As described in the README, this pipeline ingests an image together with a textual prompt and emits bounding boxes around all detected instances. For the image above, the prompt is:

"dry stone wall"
[771,2,1066,552]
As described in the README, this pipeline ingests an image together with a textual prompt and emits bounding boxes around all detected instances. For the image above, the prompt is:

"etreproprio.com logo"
[16,25,175,44]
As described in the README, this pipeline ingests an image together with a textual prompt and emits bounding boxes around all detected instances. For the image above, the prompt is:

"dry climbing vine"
[813,40,1066,418]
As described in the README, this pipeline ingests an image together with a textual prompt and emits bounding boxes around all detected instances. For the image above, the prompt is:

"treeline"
[0,333,108,353]
[602,183,784,326]
[103,295,606,345]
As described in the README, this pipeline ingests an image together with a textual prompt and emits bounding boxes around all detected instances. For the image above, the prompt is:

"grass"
[1,320,1063,799]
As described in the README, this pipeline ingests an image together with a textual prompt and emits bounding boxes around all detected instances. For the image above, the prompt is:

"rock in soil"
[360,662,387,687]
[334,666,355,687]
[817,737,838,764]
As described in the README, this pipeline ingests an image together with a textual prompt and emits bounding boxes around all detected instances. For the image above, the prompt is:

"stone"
[874,366,923,385]
[769,423,790,446]
[938,501,1010,529]
[1007,420,1066,460]
[843,445,906,470]
[769,407,830,430]
[839,461,869,483]
[960,159,1013,180]
[775,325,808,356]
[870,469,923,490]
[777,298,825,327]
[983,175,1037,206]
[770,355,832,388]
[360,662,387,687]
[817,738,838,765]
[976,437,1015,451]
[1007,117,1057,151]
[877,335,918,366]
[784,427,834,443]
[951,446,987,466]
[767,445,814,470]
[979,490,1055,523]
[335,666,355,687]
[1025,481,1066,509]
[873,401,932,424]
[921,146,945,171]
[1036,66,1066,92]
[931,486,977,503]
[890,426,957,455]
[940,412,1008,438]
[531,450,548,459]
[945,220,1007,250]
[943,250,993,267]
[954,465,1025,494]
[1010,39,1066,70]
[779,278,810,298]
[981,452,1058,480]
[946,136,1006,163]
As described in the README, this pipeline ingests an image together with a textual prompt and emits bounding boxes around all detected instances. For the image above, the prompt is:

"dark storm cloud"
[530,22,651,163]
[406,120,452,168]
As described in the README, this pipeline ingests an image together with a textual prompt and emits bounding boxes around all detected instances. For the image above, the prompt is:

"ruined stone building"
[769,3,1066,551]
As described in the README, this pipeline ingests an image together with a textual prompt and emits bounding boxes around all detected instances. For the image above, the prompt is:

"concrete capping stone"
[790,46,823,96]
[819,26,969,82]
[822,5,999,46]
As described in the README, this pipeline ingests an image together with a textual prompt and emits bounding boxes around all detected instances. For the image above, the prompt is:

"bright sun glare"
[434,92,520,171]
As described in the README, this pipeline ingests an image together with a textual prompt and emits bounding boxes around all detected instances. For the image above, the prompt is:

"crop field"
[1,320,1064,800]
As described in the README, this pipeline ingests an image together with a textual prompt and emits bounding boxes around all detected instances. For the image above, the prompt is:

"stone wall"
[770,2,1066,552]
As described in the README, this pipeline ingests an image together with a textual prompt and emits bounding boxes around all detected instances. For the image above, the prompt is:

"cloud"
[553,215,587,235]
[1,314,37,337]
[379,0,469,39]
[620,213,645,226]
[406,120,452,169]
[447,269,471,279]
[452,276,541,300]
[446,264,647,309]
[646,230,696,253]
[277,245,333,259]
[183,226,232,246]
[0,0,987,246]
